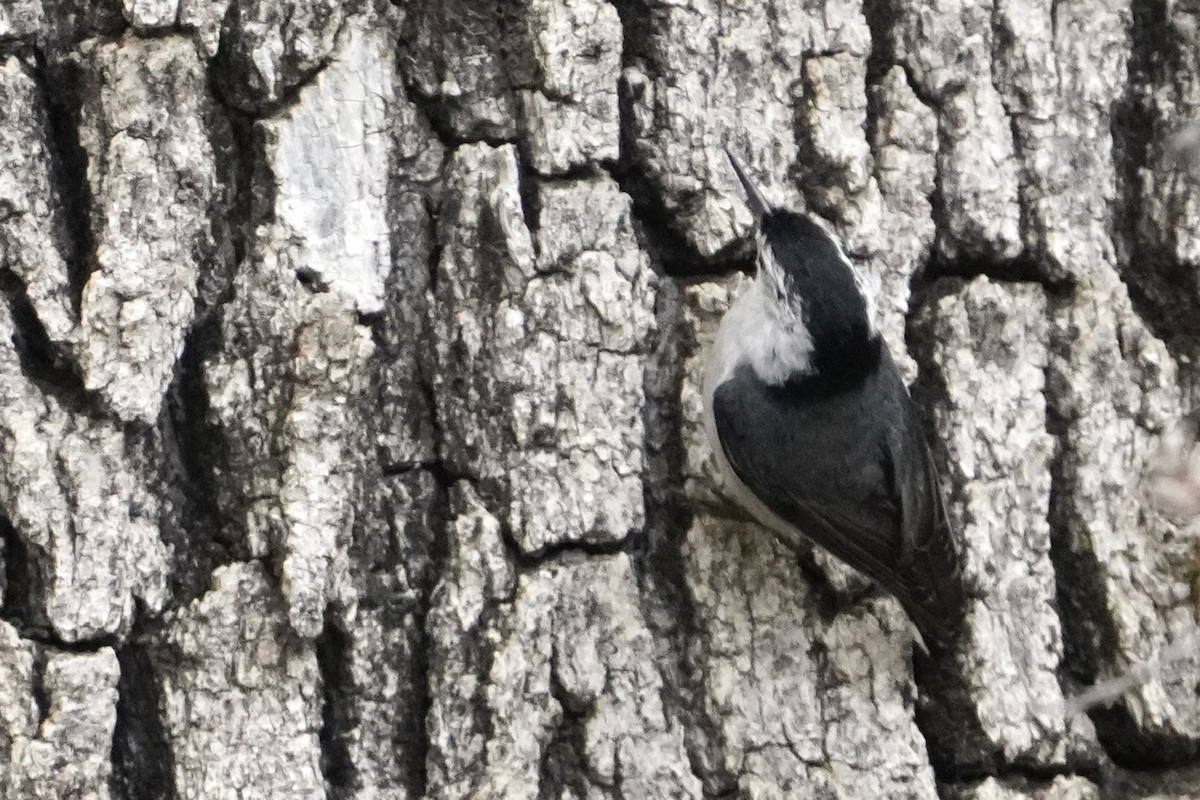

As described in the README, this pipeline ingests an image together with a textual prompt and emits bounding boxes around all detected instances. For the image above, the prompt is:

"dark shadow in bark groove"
[200,69,254,322]
[608,1,751,280]
[925,249,1053,288]
[394,0,521,148]
[0,267,89,409]
[861,0,895,153]
[392,472,449,800]
[910,649,981,782]
[1113,0,1200,364]
[0,514,35,631]
[161,315,238,607]
[610,79,751,279]
[30,47,97,315]
[1089,706,1200,771]
[609,0,658,75]
[501,525,631,569]
[539,669,592,800]
[375,183,440,472]
[905,281,985,785]
[112,637,178,800]
[29,647,50,725]
[628,278,713,791]
[514,153,543,237]
[345,469,447,800]
[317,617,358,798]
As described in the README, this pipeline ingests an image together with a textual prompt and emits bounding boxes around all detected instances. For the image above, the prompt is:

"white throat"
[705,274,815,391]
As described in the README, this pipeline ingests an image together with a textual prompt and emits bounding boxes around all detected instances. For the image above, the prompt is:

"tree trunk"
[1,0,1199,798]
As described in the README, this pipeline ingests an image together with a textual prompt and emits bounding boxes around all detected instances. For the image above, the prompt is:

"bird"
[703,148,967,651]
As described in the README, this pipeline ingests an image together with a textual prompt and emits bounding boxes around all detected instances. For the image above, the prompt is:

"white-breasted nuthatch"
[704,149,966,650]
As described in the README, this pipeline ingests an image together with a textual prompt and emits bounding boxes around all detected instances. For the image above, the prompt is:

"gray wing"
[711,360,964,647]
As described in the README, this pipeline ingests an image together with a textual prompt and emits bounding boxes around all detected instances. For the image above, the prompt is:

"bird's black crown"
[759,210,878,381]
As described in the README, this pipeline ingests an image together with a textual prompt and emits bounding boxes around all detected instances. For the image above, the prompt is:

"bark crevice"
[111,639,178,800]
[0,266,86,403]
[317,617,358,799]
[161,316,237,604]
[31,48,95,314]
[1113,0,1196,358]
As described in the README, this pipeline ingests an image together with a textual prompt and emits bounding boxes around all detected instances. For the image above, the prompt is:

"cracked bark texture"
[2,1,1200,799]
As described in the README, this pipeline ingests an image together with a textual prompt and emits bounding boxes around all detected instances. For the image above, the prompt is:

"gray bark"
[0,1,1199,799]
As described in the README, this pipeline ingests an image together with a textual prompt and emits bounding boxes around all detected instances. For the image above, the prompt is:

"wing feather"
[711,359,964,647]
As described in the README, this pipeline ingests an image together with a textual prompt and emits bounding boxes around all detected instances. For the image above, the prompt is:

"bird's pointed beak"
[725,148,768,222]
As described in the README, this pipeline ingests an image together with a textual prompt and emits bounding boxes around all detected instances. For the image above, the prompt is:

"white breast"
[701,278,813,549]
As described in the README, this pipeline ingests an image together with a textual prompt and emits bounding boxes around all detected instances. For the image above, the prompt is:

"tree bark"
[1,0,1199,798]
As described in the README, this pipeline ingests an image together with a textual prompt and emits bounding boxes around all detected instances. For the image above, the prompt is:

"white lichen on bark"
[262,20,393,315]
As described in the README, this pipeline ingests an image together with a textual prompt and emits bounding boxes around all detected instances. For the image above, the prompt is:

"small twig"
[1064,629,1200,718]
